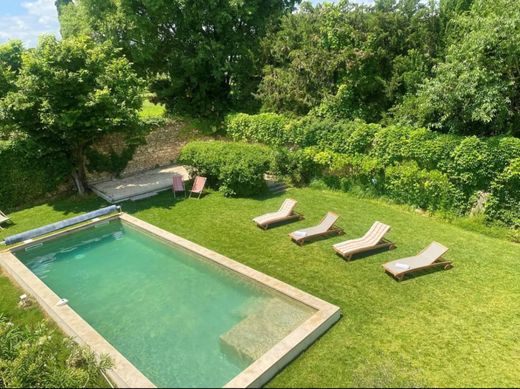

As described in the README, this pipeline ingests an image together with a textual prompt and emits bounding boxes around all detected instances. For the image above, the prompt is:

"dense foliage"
[59,0,299,117]
[0,36,144,195]
[0,140,70,210]
[397,0,520,136]
[0,41,23,99]
[0,314,112,388]
[485,158,520,227]
[226,112,520,224]
[257,0,441,122]
[178,141,272,197]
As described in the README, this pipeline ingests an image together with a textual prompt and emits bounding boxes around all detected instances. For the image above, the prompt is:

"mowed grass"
[1,188,520,387]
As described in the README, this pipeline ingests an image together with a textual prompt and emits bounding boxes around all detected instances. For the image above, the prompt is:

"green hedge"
[0,140,69,210]
[485,158,520,227]
[385,162,459,212]
[225,113,291,147]
[178,141,272,197]
[226,112,520,226]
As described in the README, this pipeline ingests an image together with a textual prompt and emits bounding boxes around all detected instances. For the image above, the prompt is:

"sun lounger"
[172,174,186,198]
[383,242,453,281]
[333,221,395,260]
[289,212,343,245]
[189,176,207,199]
[0,210,10,229]
[253,199,303,229]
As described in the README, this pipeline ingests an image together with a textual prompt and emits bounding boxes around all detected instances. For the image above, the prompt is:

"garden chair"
[333,221,395,260]
[0,210,10,229]
[172,174,186,198]
[189,176,207,199]
[383,241,453,281]
[253,198,303,229]
[289,212,343,245]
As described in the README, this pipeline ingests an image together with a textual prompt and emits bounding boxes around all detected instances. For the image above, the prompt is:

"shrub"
[225,112,291,146]
[0,315,112,388]
[486,136,520,172]
[385,162,458,212]
[404,128,461,171]
[343,122,380,155]
[178,141,272,197]
[485,158,520,227]
[447,136,495,199]
[0,139,70,210]
[270,147,319,185]
[315,151,385,194]
[370,125,414,166]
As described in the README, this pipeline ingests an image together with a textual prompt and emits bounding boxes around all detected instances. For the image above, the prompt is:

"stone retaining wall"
[87,118,206,183]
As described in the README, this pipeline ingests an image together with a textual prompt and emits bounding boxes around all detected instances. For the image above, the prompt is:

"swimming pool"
[0,214,340,388]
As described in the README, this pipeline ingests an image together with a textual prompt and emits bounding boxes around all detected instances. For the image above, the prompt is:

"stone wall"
[87,118,207,183]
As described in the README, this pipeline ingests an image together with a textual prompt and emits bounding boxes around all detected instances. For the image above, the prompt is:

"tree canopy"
[0,36,144,194]
[60,0,299,117]
[396,0,520,136]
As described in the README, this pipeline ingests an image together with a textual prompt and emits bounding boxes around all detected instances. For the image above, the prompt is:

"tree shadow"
[338,245,397,262]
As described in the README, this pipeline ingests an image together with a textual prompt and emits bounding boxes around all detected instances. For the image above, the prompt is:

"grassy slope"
[1,188,519,387]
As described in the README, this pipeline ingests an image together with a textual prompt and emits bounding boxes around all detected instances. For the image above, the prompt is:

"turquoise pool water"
[15,220,315,388]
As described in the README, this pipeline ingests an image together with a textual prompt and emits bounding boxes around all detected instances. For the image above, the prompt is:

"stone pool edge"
[0,213,341,388]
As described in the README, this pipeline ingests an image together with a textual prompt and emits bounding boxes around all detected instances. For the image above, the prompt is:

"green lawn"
[139,97,166,119]
[1,188,520,387]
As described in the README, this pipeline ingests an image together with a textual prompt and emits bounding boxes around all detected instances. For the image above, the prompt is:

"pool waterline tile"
[0,213,340,388]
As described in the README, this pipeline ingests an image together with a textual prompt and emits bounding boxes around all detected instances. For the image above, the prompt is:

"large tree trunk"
[71,145,88,196]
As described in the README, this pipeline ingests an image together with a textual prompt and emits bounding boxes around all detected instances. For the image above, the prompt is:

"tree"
[257,0,440,121]
[0,36,144,195]
[60,0,299,117]
[0,40,24,98]
[395,0,520,136]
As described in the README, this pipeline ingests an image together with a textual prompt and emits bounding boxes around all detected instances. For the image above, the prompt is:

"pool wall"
[0,213,341,388]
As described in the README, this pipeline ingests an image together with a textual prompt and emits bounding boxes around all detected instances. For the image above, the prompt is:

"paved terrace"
[89,165,189,203]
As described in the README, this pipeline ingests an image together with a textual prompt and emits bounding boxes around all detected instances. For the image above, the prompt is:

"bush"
[225,112,291,147]
[385,162,459,212]
[447,136,495,199]
[485,158,520,227]
[0,139,70,210]
[0,315,112,388]
[486,136,520,172]
[223,111,520,227]
[404,128,461,171]
[370,125,413,166]
[270,147,319,185]
[178,141,272,197]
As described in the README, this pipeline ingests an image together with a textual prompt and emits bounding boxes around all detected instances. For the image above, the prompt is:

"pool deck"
[89,165,189,203]
[0,213,341,388]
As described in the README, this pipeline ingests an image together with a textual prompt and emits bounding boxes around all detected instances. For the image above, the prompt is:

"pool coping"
[0,213,341,388]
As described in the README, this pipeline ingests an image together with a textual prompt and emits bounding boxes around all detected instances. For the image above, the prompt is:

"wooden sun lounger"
[172,174,186,198]
[383,242,453,281]
[0,210,11,230]
[253,199,303,230]
[289,212,343,246]
[189,176,207,199]
[333,221,395,260]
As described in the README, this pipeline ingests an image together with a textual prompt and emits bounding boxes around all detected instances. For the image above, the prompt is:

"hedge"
[0,140,70,210]
[178,141,272,197]
[226,112,520,226]
[485,158,520,227]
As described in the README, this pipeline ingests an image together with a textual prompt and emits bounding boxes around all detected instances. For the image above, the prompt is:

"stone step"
[219,298,312,365]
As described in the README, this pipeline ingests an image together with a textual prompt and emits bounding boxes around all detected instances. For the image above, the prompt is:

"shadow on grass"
[338,245,397,262]
[384,265,453,282]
